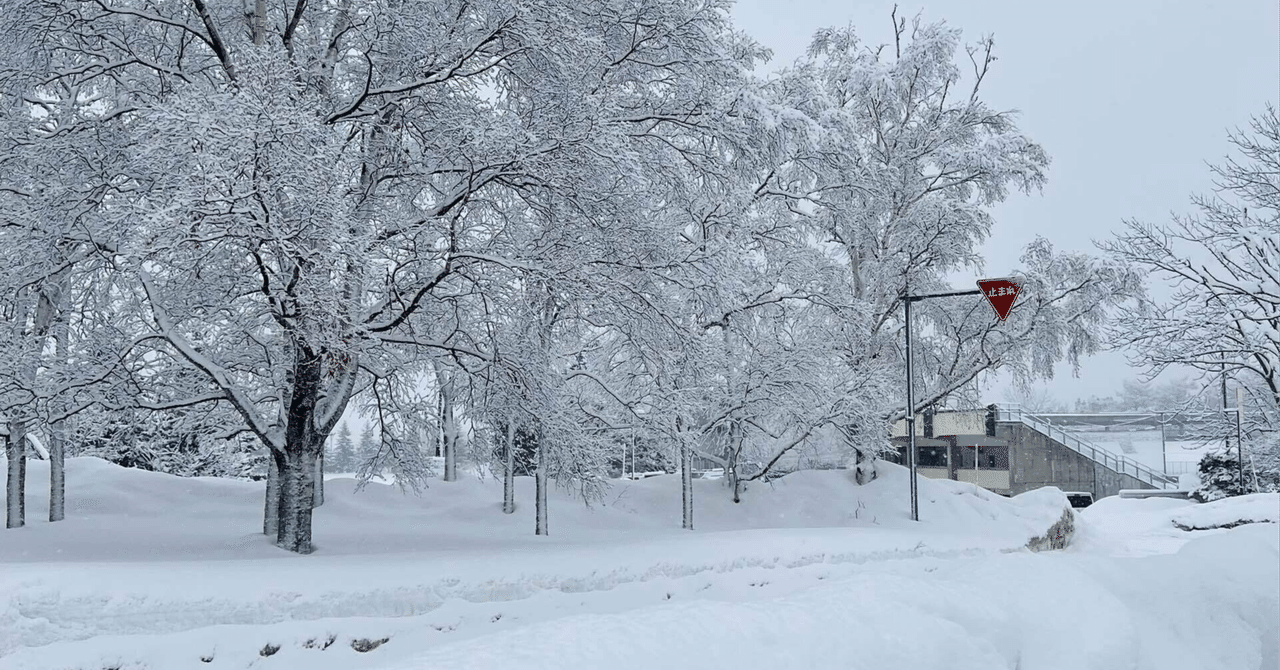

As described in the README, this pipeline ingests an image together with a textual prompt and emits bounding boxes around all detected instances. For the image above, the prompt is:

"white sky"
[732,0,1280,404]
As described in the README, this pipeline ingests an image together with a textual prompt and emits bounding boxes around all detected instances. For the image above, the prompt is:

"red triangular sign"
[977,277,1021,321]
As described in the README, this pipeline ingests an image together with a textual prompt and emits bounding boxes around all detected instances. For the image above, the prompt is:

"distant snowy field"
[0,457,1276,670]
[1072,428,1218,475]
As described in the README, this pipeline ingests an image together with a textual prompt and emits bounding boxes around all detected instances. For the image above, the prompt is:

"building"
[889,405,1175,499]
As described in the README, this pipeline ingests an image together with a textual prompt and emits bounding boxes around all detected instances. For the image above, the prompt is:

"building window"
[917,446,947,467]
[952,446,1009,470]
[977,446,1009,470]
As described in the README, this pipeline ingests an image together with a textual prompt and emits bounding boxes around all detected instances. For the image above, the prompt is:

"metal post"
[1221,357,1229,453]
[1159,413,1167,475]
[904,296,918,522]
[1236,409,1245,493]
[1236,388,1246,493]
[900,288,982,522]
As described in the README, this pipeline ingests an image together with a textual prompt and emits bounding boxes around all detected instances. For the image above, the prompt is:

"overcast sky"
[732,0,1280,405]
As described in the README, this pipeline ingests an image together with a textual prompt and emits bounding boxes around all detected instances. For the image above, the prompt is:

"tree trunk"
[535,428,548,535]
[6,285,57,531]
[275,449,317,554]
[252,0,266,45]
[49,419,66,522]
[502,418,516,514]
[312,451,324,508]
[49,316,68,522]
[681,443,693,530]
[6,421,27,529]
[854,447,876,485]
[264,453,280,536]
[726,420,742,504]
[431,360,459,482]
[264,341,351,554]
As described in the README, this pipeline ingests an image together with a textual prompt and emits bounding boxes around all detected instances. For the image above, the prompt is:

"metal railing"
[996,404,1178,489]
[1162,461,1198,476]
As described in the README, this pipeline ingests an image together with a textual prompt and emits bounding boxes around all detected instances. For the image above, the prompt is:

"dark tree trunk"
[276,449,318,553]
[268,344,339,554]
[726,421,742,504]
[6,421,27,529]
[502,418,516,514]
[264,453,280,536]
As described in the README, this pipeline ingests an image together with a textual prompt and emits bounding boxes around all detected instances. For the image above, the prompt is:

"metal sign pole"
[901,287,985,522]
[904,296,918,522]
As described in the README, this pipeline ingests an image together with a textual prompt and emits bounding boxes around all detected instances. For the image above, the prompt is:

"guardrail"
[996,404,1178,490]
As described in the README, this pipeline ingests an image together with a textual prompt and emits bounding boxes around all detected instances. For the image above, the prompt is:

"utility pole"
[906,295,916,522]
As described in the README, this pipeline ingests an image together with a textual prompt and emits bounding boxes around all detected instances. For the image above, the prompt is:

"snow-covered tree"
[1101,105,1280,492]
[357,423,377,473]
[0,73,134,527]
[2,0,765,552]
[634,14,1142,513]
[327,422,355,474]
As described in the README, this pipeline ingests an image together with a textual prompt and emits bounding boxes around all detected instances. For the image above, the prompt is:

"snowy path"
[0,528,1025,655]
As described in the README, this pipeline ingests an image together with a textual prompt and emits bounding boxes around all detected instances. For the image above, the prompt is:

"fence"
[1162,461,1198,476]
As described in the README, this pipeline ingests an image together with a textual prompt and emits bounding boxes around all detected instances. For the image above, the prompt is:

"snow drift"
[1,457,1069,660]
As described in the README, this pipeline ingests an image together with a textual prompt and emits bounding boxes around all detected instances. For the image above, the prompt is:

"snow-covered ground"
[0,458,1276,670]
[1073,429,1218,475]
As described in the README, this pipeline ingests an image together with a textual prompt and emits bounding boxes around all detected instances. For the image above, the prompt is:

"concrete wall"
[996,422,1151,499]
[933,411,986,437]
[890,414,925,438]
[957,469,1011,491]
[891,410,988,438]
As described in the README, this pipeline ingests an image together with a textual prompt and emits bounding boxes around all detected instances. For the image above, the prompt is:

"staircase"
[995,404,1178,490]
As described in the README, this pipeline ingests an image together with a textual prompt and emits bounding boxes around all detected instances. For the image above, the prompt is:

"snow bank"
[7,525,1274,670]
[0,458,1064,563]
[1,460,1273,670]
[371,525,1278,670]
[1072,492,1280,557]
[0,458,1070,659]
[1170,493,1280,530]
[1071,495,1199,557]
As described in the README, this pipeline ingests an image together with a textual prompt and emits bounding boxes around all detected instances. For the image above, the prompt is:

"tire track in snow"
[1,540,1014,655]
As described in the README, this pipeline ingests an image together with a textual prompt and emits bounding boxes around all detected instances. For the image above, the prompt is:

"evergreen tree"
[328,422,355,473]
[357,423,378,472]
[1192,449,1250,502]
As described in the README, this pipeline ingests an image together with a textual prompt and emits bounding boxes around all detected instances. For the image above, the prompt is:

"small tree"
[357,423,378,476]
[328,422,355,474]
[1192,449,1249,502]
